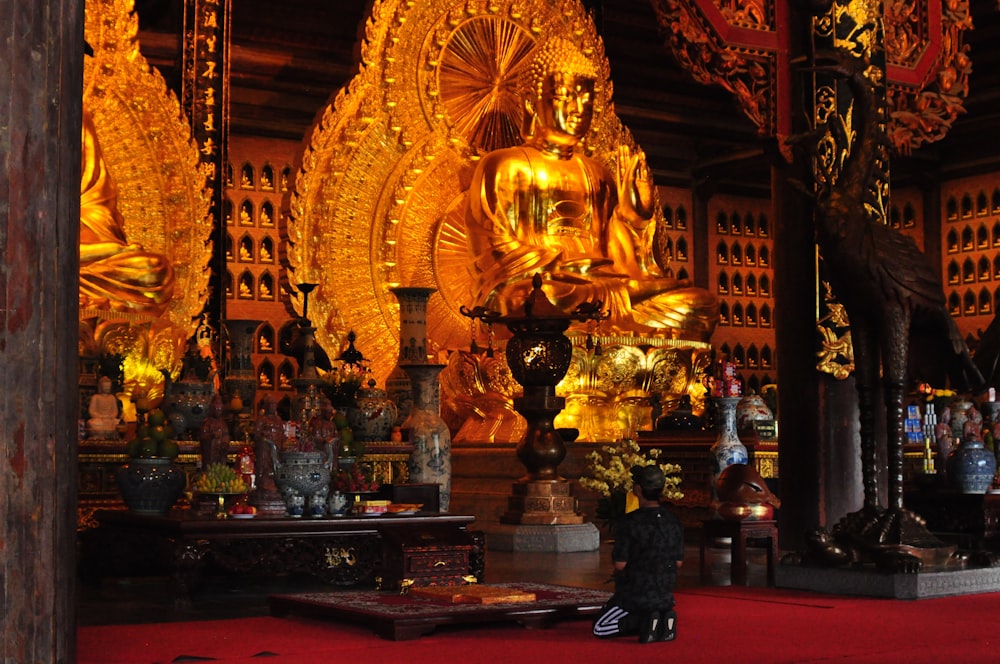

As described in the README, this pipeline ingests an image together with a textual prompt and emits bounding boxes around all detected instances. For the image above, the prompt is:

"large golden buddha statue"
[286,1,718,442]
[79,108,174,317]
[465,37,718,341]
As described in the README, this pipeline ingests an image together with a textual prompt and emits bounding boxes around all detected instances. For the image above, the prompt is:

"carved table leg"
[171,539,209,609]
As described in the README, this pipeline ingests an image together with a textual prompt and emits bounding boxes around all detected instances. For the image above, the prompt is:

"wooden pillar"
[691,177,715,291]
[182,0,231,367]
[0,0,84,661]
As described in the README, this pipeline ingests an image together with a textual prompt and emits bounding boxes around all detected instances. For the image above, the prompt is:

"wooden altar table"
[89,510,484,606]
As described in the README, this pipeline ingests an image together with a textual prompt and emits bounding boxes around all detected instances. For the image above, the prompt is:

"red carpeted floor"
[78,586,1000,663]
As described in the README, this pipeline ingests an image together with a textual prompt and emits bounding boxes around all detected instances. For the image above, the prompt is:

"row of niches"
[227,233,276,264]
[661,236,689,262]
[225,198,278,228]
[945,188,1000,222]
[227,161,292,194]
[255,358,299,391]
[226,270,281,301]
[718,271,772,298]
[947,256,1000,285]
[661,204,689,231]
[714,210,771,238]
[888,201,917,230]
[733,373,774,398]
[945,222,1000,254]
[716,341,774,373]
[718,301,773,328]
[717,241,771,267]
[947,287,998,318]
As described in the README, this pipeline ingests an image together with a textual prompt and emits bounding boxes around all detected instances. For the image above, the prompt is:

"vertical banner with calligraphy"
[182,0,230,366]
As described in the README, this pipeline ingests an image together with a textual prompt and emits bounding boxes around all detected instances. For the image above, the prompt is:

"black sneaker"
[638,611,664,644]
[662,610,677,641]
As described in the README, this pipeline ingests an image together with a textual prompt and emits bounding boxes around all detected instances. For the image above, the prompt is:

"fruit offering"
[193,463,248,494]
[229,502,257,516]
[126,408,180,459]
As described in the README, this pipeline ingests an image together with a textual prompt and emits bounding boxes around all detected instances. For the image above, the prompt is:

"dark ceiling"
[134,0,1000,197]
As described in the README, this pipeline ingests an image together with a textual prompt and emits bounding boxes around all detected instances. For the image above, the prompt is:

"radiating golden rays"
[439,16,535,153]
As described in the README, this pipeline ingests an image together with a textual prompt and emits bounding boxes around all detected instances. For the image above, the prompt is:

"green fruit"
[339,427,354,444]
[126,438,141,457]
[159,439,180,459]
[150,424,170,442]
[350,440,366,458]
[138,439,159,458]
[148,409,167,426]
[333,413,349,429]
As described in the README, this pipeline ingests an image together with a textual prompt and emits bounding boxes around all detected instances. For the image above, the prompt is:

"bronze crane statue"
[800,49,983,571]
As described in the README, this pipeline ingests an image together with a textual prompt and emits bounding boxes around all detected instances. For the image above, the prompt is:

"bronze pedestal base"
[500,480,584,525]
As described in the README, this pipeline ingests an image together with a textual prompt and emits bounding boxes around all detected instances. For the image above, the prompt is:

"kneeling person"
[592,464,684,643]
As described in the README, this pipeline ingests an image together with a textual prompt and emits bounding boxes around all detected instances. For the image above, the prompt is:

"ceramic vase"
[346,381,397,442]
[948,438,997,494]
[387,286,436,426]
[736,391,773,432]
[402,364,451,511]
[949,400,975,439]
[116,458,186,515]
[709,396,749,497]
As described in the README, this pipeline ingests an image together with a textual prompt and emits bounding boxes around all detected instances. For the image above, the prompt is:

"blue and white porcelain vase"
[709,396,749,498]
[347,380,397,442]
[948,437,997,494]
[402,364,451,511]
[387,286,436,426]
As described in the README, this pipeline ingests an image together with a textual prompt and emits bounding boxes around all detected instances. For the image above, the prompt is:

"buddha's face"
[536,71,595,141]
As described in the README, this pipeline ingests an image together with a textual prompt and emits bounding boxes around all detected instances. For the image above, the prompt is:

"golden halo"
[83,0,213,399]
[287,0,642,387]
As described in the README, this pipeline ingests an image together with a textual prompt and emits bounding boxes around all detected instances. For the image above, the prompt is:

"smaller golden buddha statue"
[80,108,175,317]
[464,36,718,341]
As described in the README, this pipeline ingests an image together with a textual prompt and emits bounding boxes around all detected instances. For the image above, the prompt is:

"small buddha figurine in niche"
[464,37,717,340]
[87,375,122,439]
[80,108,175,316]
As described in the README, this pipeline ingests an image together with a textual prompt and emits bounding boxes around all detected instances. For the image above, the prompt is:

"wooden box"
[379,524,474,590]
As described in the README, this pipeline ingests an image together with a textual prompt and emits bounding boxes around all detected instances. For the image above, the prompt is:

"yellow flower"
[579,438,683,502]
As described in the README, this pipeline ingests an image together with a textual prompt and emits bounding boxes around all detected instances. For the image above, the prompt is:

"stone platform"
[480,522,600,553]
[776,562,1000,599]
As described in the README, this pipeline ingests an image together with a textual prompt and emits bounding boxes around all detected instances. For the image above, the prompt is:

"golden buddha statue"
[464,37,718,341]
[80,108,174,316]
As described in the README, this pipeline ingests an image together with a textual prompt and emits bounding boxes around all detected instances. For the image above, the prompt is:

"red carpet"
[78,586,1000,663]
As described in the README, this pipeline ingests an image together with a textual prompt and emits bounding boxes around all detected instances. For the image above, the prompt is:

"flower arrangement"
[319,360,368,407]
[579,438,683,528]
[333,462,380,493]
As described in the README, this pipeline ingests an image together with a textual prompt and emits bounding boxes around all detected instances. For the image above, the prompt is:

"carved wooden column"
[0,1,84,660]
[182,0,231,366]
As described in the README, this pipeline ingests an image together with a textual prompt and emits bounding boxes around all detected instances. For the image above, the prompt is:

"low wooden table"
[268,582,611,640]
[700,519,777,586]
[89,510,484,606]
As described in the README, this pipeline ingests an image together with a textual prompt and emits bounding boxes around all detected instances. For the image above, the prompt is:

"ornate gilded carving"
[286,0,668,387]
[653,0,972,153]
[651,0,778,136]
[83,0,213,401]
[808,1,890,380]
[885,1,972,153]
[816,280,854,379]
